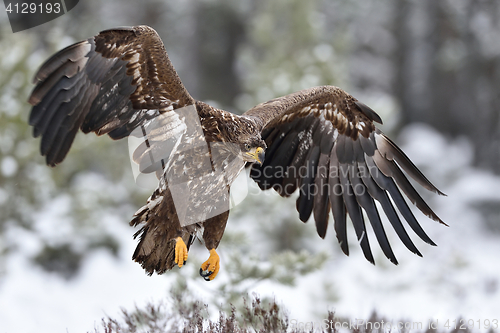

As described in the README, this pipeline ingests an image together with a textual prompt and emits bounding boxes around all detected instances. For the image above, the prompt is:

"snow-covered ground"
[1,124,499,332]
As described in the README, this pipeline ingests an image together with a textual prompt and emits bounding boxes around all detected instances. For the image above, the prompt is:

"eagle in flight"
[28,26,445,281]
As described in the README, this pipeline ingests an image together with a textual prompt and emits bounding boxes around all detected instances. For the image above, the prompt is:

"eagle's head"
[240,139,266,165]
[233,117,266,165]
[213,112,266,165]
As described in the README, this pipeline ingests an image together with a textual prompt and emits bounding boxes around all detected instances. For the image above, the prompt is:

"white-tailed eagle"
[28,26,445,281]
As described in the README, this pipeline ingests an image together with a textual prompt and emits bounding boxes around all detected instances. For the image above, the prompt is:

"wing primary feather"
[49,98,90,165]
[313,153,330,238]
[297,118,325,221]
[39,80,89,154]
[336,134,347,163]
[375,131,445,196]
[352,138,366,163]
[251,133,286,190]
[29,57,89,107]
[31,70,87,132]
[251,124,293,190]
[357,161,422,256]
[359,133,376,156]
[279,115,320,196]
[372,150,446,225]
[339,163,375,264]
[33,40,92,84]
[328,143,349,255]
[46,85,98,165]
[268,133,301,192]
[261,131,287,166]
[349,164,398,264]
[297,145,320,222]
[329,146,348,255]
[366,155,437,246]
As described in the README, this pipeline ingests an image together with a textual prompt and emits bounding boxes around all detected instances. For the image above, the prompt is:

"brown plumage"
[28,25,446,280]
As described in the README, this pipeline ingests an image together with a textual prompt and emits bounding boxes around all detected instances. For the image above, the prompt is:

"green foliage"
[215,248,327,287]
[33,243,83,279]
[0,27,41,230]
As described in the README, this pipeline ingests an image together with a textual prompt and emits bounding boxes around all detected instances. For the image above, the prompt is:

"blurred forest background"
[1,0,500,332]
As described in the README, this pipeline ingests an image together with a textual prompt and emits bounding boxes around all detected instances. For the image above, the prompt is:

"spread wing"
[28,25,195,166]
[246,86,446,265]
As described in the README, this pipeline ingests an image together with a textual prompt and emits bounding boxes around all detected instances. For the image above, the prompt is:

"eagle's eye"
[244,143,251,150]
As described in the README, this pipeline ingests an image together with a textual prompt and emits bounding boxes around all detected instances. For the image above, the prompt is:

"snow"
[1,156,18,177]
[1,124,500,332]
[249,124,500,330]
[0,217,177,333]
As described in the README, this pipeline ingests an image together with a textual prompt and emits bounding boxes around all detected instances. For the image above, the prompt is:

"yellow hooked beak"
[245,147,265,165]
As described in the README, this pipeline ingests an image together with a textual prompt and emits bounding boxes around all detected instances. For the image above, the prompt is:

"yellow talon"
[174,237,188,268]
[199,249,220,281]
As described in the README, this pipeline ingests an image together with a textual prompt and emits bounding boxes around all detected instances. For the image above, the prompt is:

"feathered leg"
[200,210,229,281]
[130,186,189,274]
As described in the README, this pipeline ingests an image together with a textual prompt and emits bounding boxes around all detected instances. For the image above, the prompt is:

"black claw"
[183,260,186,265]
[199,268,213,280]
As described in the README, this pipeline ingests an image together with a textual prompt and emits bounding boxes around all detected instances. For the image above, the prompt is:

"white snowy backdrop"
[1,0,499,332]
